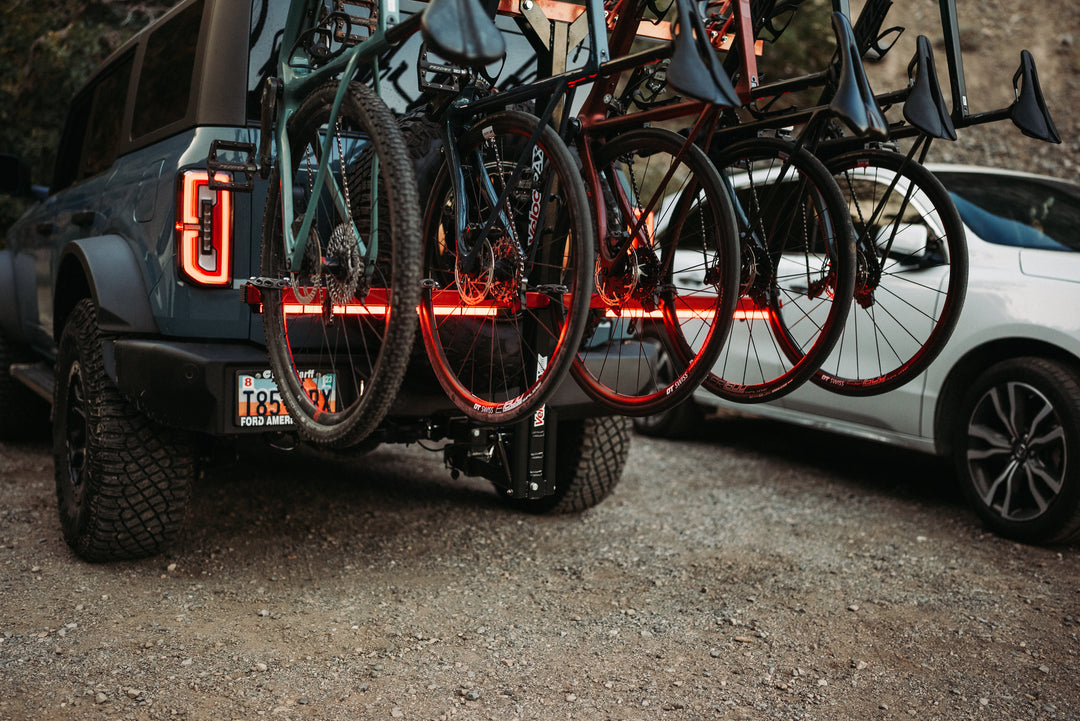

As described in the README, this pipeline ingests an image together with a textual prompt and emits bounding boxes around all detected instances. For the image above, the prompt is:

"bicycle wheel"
[571,127,740,416]
[417,110,593,423]
[815,147,967,395]
[261,81,421,446]
[703,136,856,403]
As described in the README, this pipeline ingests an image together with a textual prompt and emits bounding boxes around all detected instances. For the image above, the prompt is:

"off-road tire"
[54,300,196,562]
[504,415,632,514]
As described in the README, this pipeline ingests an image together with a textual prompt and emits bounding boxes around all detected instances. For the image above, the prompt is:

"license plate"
[236,370,337,428]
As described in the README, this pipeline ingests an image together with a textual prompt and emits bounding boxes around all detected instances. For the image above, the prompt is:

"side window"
[79,51,135,180]
[51,92,94,193]
[940,174,1080,253]
[131,0,205,139]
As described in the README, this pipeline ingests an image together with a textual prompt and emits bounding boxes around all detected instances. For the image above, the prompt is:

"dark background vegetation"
[0,1,171,230]
[0,0,1075,233]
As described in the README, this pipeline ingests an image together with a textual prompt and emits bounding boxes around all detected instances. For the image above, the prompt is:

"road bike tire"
[417,110,593,423]
[814,147,967,395]
[261,81,421,446]
[702,135,856,403]
[570,127,741,416]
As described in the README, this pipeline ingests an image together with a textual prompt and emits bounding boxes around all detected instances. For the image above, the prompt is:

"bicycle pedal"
[207,140,258,192]
[331,0,378,46]
[417,44,471,94]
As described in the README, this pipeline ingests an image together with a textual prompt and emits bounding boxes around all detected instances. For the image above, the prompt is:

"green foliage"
[0,0,172,234]
[754,0,835,108]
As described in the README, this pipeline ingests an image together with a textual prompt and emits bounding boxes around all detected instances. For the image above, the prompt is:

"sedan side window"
[940,174,1080,253]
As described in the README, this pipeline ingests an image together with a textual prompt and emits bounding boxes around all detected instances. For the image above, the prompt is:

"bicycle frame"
[274,0,419,275]
[476,0,814,307]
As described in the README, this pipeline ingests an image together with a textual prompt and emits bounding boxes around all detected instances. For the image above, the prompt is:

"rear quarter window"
[131,0,205,139]
[79,51,135,180]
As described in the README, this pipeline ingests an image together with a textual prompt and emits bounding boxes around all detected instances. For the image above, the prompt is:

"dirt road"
[1,417,1078,720]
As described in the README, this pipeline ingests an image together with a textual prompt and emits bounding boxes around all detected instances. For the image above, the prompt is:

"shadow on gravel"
[657,411,965,511]
[178,437,515,560]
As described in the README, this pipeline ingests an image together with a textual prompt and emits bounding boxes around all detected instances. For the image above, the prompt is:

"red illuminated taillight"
[176,170,233,286]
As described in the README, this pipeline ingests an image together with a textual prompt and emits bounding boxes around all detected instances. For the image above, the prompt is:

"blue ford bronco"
[0,0,631,562]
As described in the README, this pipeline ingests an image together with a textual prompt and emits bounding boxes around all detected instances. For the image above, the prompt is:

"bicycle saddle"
[1010,49,1060,144]
[421,0,506,66]
[668,0,740,107]
[902,35,956,141]
[828,12,889,139]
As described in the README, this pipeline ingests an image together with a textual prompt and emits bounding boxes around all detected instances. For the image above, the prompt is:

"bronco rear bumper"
[108,339,655,435]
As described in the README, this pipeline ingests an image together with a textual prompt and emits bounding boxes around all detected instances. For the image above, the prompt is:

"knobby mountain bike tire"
[261,81,422,446]
[570,127,740,416]
[417,110,593,424]
[813,147,967,395]
[703,135,857,403]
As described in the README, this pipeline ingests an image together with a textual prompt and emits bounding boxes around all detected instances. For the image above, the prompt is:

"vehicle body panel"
[690,165,1080,457]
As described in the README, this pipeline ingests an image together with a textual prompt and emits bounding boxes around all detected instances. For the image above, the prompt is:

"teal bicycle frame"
[273,0,417,275]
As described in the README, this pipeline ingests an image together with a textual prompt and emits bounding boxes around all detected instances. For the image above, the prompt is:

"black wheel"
[53,299,196,562]
[572,127,740,416]
[262,81,421,446]
[704,136,856,402]
[502,415,632,514]
[818,148,968,395]
[953,357,1080,544]
[0,330,48,439]
[418,110,593,423]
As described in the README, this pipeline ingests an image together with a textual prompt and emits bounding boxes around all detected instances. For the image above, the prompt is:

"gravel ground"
[2,4,1079,721]
[1,415,1078,721]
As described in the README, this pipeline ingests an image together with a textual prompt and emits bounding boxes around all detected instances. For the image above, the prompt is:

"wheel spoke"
[981,459,1020,513]
[966,421,1013,451]
[1026,460,1063,497]
[1029,424,1065,449]
[988,386,1019,439]
[1024,473,1050,515]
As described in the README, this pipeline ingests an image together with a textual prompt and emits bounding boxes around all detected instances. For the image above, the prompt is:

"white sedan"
[642,164,1080,545]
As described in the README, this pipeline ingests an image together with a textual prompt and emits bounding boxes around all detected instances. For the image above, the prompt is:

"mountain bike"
[212,0,600,435]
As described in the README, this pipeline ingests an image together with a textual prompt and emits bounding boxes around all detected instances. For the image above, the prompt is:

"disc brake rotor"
[595,246,641,308]
[455,238,496,306]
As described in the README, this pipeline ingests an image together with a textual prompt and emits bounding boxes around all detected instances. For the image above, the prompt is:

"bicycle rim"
[815,148,967,395]
[418,110,592,423]
[703,136,856,403]
[571,127,740,416]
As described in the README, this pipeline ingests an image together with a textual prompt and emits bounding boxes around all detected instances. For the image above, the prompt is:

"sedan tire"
[953,357,1080,544]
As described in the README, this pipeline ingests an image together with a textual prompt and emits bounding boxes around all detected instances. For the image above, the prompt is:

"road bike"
[405,0,747,416]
